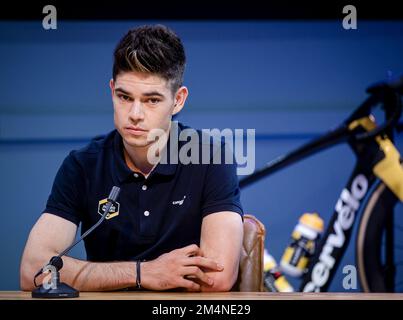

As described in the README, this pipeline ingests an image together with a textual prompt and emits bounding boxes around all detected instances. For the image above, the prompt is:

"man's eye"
[147,98,160,105]
[118,94,132,102]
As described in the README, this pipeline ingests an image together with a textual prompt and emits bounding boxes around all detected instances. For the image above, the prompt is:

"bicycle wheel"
[356,180,403,292]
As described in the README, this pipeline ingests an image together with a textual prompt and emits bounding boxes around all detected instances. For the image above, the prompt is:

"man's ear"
[172,86,188,116]
[109,79,115,95]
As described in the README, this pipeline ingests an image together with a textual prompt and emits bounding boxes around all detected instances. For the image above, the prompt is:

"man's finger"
[182,244,202,257]
[186,256,224,271]
[179,278,201,291]
[183,266,214,286]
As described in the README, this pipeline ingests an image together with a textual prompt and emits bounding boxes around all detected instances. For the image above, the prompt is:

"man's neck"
[123,143,154,177]
[122,123,171,177]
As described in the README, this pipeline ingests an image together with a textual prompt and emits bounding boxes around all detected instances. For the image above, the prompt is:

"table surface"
[1,291,403,300]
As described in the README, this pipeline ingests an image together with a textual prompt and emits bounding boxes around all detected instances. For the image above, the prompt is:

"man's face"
[110,71,186,149]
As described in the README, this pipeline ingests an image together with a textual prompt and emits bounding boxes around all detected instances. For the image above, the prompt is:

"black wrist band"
[136,260,141,289]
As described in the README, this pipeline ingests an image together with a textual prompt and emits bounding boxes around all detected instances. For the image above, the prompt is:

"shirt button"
[142,185,147,191]
[144,210,150,217]
[133,173,139,178]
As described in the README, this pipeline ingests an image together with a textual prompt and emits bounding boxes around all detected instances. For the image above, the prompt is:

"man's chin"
[122,135,151,148]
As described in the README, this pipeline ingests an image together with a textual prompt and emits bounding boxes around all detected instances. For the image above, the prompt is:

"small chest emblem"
[172,196,186,206]
[98,198,120,220]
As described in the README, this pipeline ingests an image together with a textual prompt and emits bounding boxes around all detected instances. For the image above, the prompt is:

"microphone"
[32,186,121,298]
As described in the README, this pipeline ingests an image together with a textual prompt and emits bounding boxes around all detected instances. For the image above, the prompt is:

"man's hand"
[141,244,224,291]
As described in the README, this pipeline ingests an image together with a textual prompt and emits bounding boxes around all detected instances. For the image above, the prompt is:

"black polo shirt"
[43,122,243,262]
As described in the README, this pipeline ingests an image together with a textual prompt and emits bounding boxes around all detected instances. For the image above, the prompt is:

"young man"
[20,25,243,292]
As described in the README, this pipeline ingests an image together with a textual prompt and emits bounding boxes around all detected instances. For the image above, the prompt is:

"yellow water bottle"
[263,249,294,292]
[280,212,324,277]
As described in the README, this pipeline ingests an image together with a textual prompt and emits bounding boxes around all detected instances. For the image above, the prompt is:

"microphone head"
[49,256,63,271]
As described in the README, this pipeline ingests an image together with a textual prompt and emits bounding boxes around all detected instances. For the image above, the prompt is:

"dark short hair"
[112,24,186,93]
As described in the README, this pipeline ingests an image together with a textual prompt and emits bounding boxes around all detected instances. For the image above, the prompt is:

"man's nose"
[129,101,145,121]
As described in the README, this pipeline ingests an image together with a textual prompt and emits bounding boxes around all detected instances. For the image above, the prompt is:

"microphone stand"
[31,186,121,298]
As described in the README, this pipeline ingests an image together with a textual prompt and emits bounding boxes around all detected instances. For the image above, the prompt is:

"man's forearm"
[62,256,136,291]
[30,256,136,292]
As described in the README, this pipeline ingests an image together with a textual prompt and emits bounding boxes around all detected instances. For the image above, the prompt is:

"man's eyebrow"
[114,87,132,96]
[142,91,165,98]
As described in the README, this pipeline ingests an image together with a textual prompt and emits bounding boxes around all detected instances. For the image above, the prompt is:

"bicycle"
[239,75,403,292]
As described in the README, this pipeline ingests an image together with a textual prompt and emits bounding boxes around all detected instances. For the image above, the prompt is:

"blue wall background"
[1,20,403,291]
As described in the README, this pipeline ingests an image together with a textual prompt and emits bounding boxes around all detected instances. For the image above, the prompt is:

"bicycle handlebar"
[348,74,403,141]
[366,74,403,95]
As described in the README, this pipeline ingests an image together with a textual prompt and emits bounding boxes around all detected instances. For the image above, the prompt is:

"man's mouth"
[125,126,148,135]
